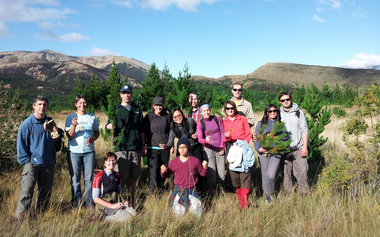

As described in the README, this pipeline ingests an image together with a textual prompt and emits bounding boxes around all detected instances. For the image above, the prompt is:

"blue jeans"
[68,151,95,207]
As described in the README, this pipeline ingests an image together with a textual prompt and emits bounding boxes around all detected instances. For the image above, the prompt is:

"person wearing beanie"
[161,137,208,210]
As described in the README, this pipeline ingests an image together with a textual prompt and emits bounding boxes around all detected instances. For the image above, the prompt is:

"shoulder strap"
[295,110,300,119]
[201,118,206,138]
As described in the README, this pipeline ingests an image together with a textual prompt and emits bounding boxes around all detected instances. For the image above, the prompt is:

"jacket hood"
[280,102,299,113]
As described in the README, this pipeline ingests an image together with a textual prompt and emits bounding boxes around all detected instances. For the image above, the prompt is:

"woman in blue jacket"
[254,104,282,204]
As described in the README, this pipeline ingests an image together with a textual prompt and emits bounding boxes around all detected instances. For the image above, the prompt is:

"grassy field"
[1,110,380,236]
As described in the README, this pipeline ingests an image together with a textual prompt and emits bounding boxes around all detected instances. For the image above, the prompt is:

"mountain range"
[1,50,380,92]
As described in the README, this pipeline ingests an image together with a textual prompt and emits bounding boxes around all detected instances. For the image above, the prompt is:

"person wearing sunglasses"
[254,104,282,204]
[230,83,255,128]
[222,101,253,209]
[278,92,309,195]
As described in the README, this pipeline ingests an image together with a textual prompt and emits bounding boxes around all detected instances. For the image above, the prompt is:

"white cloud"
[317,0,342,10]
[223,8,235,15]
[0,21,13,38]
[108,0,219,12]
[313,14,325,22]
[88,47,121,56]
[111,0,133,8]
[0,1,76,22]
[35,31,90,42]
[339,53,380,69]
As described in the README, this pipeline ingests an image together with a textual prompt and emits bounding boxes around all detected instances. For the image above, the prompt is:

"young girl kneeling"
[161,137,208,216]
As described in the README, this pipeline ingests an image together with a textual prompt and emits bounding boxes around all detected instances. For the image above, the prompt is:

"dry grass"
[2,110,380,236]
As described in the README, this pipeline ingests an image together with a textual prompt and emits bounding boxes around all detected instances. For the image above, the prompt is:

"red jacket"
[222,114,252,144]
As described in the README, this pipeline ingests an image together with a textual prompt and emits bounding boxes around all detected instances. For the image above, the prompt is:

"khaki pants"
[283,149,310,195]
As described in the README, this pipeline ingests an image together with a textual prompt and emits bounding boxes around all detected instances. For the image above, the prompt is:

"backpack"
[200,115,220,138]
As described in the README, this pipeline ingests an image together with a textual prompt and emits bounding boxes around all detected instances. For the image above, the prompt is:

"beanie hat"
[177,137,190,150]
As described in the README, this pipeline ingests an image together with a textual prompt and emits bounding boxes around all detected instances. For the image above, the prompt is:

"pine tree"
[137,63,165,110]
[106,60,122,107]
[257,122,292,155]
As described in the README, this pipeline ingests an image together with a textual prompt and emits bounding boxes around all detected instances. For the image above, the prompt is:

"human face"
[172,110,183,125]
[267,107,278,120]
[32,100,48,119]
[153,104,163,115]
[104,157,117,171]
[189,94,198,108]
[201,107,211,120]
[120,91,132,105]
[231,85,242,99]
[178,144,189,156]
[75,98,88,114]
[279,95,292,110]
[225,104,235,117]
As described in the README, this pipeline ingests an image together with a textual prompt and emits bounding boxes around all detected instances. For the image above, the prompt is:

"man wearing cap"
[106,84,146,206]
[186,92,202,124]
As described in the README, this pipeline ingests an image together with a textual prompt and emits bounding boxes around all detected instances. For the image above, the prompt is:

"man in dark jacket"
[106,84,146,206]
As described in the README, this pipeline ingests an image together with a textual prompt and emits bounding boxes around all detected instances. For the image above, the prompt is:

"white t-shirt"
[65,113,99,153]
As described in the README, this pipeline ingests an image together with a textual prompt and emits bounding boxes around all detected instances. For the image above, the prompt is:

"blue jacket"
[229,140,255,173]
[17,113,57,166]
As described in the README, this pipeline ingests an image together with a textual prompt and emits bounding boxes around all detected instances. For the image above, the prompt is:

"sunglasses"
[268,110,277,113]
[232,88,242,92]
[173,115,183,119]
[225,107,235,110]
[280,98,291,103]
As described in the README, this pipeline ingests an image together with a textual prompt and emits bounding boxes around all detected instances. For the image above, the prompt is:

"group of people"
[14,82,310,221]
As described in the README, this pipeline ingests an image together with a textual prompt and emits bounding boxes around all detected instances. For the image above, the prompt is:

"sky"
[0,0,379,78]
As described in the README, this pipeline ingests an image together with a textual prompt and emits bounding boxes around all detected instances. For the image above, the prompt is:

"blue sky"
[0,0,379,78]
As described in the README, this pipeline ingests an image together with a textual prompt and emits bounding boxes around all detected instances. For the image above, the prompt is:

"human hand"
[202,160,208,169]
[191,133,198,139]
[142,146,147,156]
[218,149,225,156]
[72,118,78,127]
[301,146,308,158]
[170,147,174,155]
[252,133,257,142]
[259,147,267,153]
[160,165,167,174]
[225,132,230,138]
[159,143,166,150]
[205,136,211,144]
[85,137,91,145]
[106,123,113,130]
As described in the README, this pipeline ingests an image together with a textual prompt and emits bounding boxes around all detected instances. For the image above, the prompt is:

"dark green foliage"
[100,95,123,151]
[136,63,165,111]
[257,122,292,155]
[0,85,29,170]
[301,84,332,161]
[332,107,347,118]
[106,61,124,108]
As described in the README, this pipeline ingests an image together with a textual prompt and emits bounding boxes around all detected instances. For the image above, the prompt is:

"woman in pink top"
[197,104,225,193]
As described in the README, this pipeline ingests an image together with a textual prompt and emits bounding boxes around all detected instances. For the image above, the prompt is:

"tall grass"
[2,110,380,236]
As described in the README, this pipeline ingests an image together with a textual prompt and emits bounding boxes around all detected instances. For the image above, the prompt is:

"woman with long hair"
[222,101,253,209]
[65,95,99,208]
[143,97,170,193]
[167,108,202,161]
[254,104,282,204]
